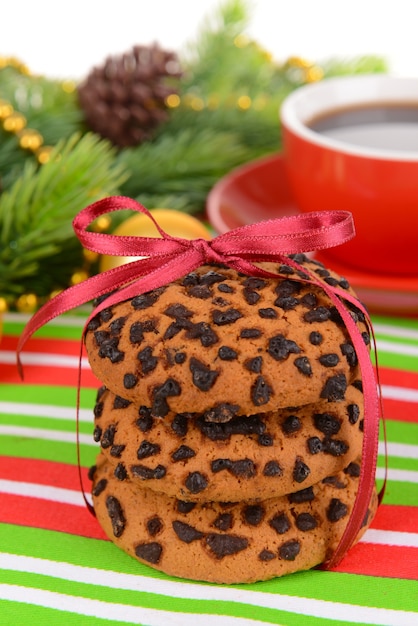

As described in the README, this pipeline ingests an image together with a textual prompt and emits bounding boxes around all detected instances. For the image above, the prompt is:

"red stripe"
[0,493,107,540]
[1,364,101,388]
[333,543,418,579]
[378,367,418,389]
[3,335,83,356]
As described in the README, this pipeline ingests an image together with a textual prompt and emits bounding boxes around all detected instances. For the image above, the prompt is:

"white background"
[1,0,417,80]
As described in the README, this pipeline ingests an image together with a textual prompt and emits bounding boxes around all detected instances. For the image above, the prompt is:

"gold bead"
[3,111,26,133]
[36,145,54,164]
[237,95,252,110]
[70,270,89,285]
[165,93,180,108]
[16,293,38,313]
[18,128,44,152]
[83,248,99,264]
[286,56,312,68]
[49,289,62,300]
[61,80,76,93]
[305,65,324,82]
[0,297,8,314]
[0,99,14,120]
[93,215,112,232]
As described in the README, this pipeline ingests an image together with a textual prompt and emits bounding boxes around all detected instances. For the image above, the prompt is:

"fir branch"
[0,132,127,298]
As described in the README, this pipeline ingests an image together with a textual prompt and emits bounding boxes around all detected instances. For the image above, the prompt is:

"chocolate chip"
[136,406,154,432]
[152,378,181,416]
[171,445,196,462]
[177,500,197,513]
[131,288,165,310]
[243,277,267,289]
[259,549,276,561]
[251,375,273,406]
[185,471,208,494]
[258,307,278,319]
[243,504,265,526]
[101,424,116,448]
[263,460,283,477]
[93,425,102,442]
[130,322,145,344]
[94,401,104,418]
[218,346,238,360]
[147,516,163,536]
[245,356,263,373]
[218,283,234,293]
[324,276,339,287]
[172,520,204,543]
[186,322,219,347]
[304,307,331,323]
[164,303,193,319]
[229,459,256,478]
[211,458,232,473]
[268,334,301,361]
[301,293,318,308]
[110,444,126,458]
[279,264,295,275]
[189,358,219,391]
[106,495,126,537]
[203,403,240,423]
[340,343,358,367]
[344,462,361,477]
[130,464,166,480]
[98,336,125,363]
[258,433,274,446]
[294,356,313,376]
[293,458,310,483]
[313,413,341,436]
[200,270,226,285]
[352,379,363,393]
[269,513,291,534]
[109,316,126,335]
[288,486,314,503]
[171,413,189,437]
[319,353,340,367]
[137,440,160,459]
[213,513,233,531]
[100,308,113,323]
[123,373,138,389]
[188,284,212,299]
[240,328,262,339]
[307,437,323,454]
[327,498,348,522]
[174,351,187,364]
[137,346,158,374]
[164,319,189,340]
[274,296,299,310]
[88,464,97,481]
[279,540,301,561]
[282,415,302,434]
[244,288,261,305]
[309,331,323,345]
[320,374,347,401]
[295,513,317,531]
[289,253,308,264]
[206,534,248,558]
[113,395,131,409]
[87,317,101,332]
[114,463,127,481]
[275,279,301,297]
[92,478,107,496]
[134,542,162,564]
[362,331,371,345]
[212,308,242,326]
[322,475,346,488]
[323,439,349,456]
[181,272,199,286]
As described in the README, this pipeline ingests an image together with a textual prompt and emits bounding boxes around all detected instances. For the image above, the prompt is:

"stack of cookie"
[85,255,377,583]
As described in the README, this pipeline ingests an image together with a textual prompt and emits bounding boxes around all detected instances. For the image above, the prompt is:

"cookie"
[91,453,377,584]
[93,383,364,502]
[85,258,369,416]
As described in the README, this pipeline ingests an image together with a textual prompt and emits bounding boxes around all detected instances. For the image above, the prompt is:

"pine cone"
[78,43,182,147]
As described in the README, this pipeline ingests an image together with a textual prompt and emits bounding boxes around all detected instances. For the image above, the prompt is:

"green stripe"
[376,479,417,506]
[0,413,94,436]
[1,524,416,613]
[375,351,418,372]
[0,435,97,467]
[373,315,418,332]
[0,384,98,410]
[384,419,418,444]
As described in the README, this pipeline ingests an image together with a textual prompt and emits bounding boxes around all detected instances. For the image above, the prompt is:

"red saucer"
[206,153,418,315]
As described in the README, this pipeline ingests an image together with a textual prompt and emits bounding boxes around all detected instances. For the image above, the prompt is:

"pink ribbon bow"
[17,195,382,569]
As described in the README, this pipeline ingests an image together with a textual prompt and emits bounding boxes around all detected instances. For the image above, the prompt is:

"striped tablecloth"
[1,311,417,626]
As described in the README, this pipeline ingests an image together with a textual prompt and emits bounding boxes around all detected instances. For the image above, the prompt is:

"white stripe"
[1,555,417,626]
[378,441,418,459]
[376,339,418,358]
[376,467,418,483]
[0,402,92,423]
[381,384,418,403]
[0,425,94,446]
[0,584,271,626]
[362,529,418,548]
[374,323,418,342]
[4,312,88,327]
[0,350,89,369]
[0,479,91,507]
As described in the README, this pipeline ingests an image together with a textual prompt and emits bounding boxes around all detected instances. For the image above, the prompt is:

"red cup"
[280,75,418,276]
